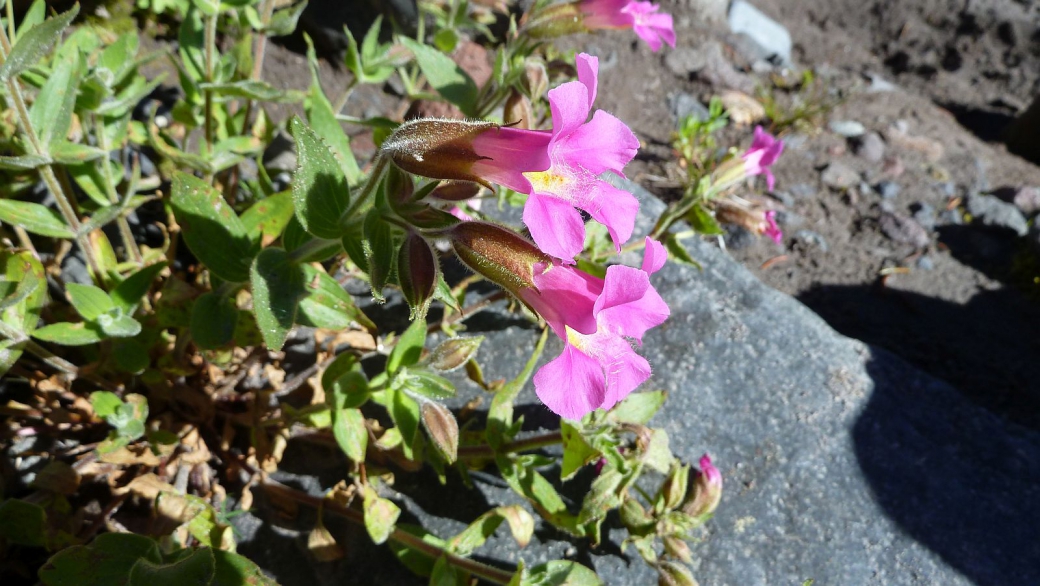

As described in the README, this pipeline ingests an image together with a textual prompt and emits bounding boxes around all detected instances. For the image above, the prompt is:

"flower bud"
[619,496,655,533]
[662,536,693,565]
[660,464,690,511]
[657,561,698,586]
[504,90,534,129]
[381,118,499,188]
[427,336,484,372]
[427,182,481,202]
[519,2,585,40]
[682,454,722,518]
[420,400,459,464]
[522,59,549,101]
[384,163,415,208]
[398,231,439,320]
[447,221,550,296]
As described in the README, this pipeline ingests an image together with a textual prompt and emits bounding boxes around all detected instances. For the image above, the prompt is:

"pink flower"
[521,238,670,419]
[683,453,723,517]
[581,0,676,52]
[762,210,783,244]
[741,126,784,191]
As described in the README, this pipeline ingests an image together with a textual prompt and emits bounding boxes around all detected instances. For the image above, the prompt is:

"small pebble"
[829,120,866,137]
[794,230,829,252]
[916,255,935,271]
[876,181,901,199]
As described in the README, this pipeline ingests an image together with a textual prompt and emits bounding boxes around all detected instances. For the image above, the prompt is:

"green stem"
[260,478,517,585]
[93,115,143,264]
[287,236,339,263]
[0,24,104,281]
[332,77,358,115]
[457,430,564,461]
[203,9,218,182]
[342,155,388,222]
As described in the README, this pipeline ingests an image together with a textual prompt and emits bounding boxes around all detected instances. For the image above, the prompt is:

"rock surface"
[235,185,1040,586]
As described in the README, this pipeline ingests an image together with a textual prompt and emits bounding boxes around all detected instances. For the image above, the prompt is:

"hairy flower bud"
[398,231,439,320]
[657,560,698,586]
[682,454,722,518]
[660,464,690,511]
[447,221,550,296]
[519,2,585,39]
[420,400,459,464]
[381,118,499,187]
[427,182,482,202]
[504,90,534,129]
[662,536,693,565]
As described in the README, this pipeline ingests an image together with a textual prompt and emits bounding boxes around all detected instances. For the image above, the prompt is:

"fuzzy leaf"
[297,264,375,331]
[249,247,303,351]
[39,533,163,586]
[0,5,79,81]
[0,200,74,238]
[387,317,426,375]
[362,486,400,545]
[191,292,239,349]
[66,283,114,321]
[288,116,352,238]
[127,547,215,586]
[170,172,258,282]
[32,321,105,345]
[111,262,167,314]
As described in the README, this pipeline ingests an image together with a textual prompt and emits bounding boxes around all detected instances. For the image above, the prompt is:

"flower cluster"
[385,53,669,419]
[580,0,676,52]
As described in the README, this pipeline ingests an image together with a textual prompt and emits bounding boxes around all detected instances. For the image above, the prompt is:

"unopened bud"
[385,164,415,207]
[519,2,584,40]
[428,336,484,372]
[381,118,498,187]
[523,60,549,101]
[660,464,690,511]
[420,400,459,464]
[657,561,698,586]
[662,536,693,565]
[619,496,654,533]
[448,221,549,295]
[504,90,535,130]
[682,454,722,518]
[398,231,439,320]
[427,182,481,202]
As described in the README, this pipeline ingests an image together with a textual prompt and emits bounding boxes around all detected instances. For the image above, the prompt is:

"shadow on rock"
[854,355,1040,586]
[797,282,1040,431]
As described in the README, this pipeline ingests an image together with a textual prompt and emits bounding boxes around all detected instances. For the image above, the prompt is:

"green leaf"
[32,321,105,345]
[387,524,447,578]
[0,251,47,376]
[96,393,148,441]
[66,283,114,321]
[429,556,466,586]
[560,422,599,481]
[98,32,140,86]
[662,233,701,269]
[398,368,455,400]
[387,317,426,375]
[0,5,79,81]
[249,247,303,351]
[97,311,143,338]
[283,218,343,262]
[363,208,397,301]
[240,191,294,246]
[288,116,351,239]
[362,486,400,545]
[40,533,163,586]
[265,0,308,36]
[388,386,421,459]
[449,505,534,556]
[128,547,215,586]
[687,203,724,236]
[331,406,367,464]
[296,264,375,331]
[322,355,370,409]
[191,292,239,350]
[0,154,49,170]
[304,36,361,184]
[211,549,278,586]
[608,390,666,425]
[29,52,82,148]
[0,499,46,546]
[111,262,167,314]
[112,339,149,374]
[170,172,259,282]
[0,200,74,238]
[522,561,604,586]
[90,391,123,419]
[50,141,107,164]
[398,37,478,117]
[68,160,117,206]
[200,80,303,102]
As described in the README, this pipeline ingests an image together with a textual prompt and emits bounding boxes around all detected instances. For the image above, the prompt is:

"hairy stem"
[457,430,564,460]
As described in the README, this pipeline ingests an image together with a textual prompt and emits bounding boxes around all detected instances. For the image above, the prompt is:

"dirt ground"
[253,0,1040,430]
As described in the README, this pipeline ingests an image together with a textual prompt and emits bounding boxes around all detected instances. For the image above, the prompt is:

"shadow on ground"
[854,354,1040,586]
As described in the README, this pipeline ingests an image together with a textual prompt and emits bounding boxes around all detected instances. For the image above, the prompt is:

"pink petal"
[598,340,652,411]
[580,0,632,28]
[585,180,639,252]
[575,53,599,107]
[548,80,592,140]
[525,262,602,336]
[556,110,639,177]
[594,265,670,341]
[523,194,587,262]
[471,127,552,194]
[641,237,667,274]
[534,344,606,419]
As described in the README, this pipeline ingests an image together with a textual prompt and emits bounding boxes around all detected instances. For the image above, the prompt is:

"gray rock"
[668,92,711,125]
[916,255,935,271]
[236,183,1040,586]
[829,120,866,137]
[665,47,709,76]
[723,224,756,250]
[911,202,937,232]
[820,161,860,189]
[794,229,829,252]
[879,211,930,248]
[1012,186,1040,215]
[852,132,886,163]
[876,181,901,199]
[767,190,796,207]
[789,183,816,199]
[939,208,964,226]
[965,193,1029,236]
[774,210,803,228]
[263,131,297,173]
[727,0,792,67]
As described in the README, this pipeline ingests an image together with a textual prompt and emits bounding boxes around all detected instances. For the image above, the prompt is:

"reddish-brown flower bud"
[504,90,535,130]
[447,221,550,296]
[398,231,439,320]
[381,118,498,188]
